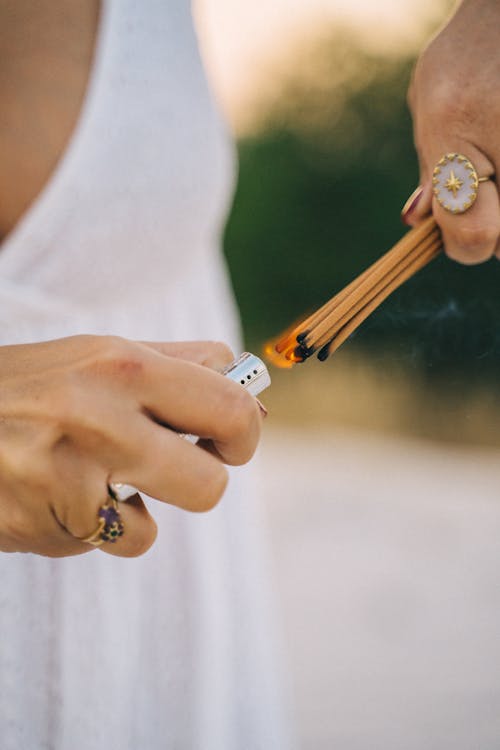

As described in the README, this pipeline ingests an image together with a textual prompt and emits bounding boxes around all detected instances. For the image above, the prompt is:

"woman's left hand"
[402,0,500,265]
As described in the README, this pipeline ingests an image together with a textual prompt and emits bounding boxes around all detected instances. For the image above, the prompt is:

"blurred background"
[197,1,500,747]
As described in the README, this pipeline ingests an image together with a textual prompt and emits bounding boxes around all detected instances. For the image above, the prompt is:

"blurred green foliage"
[224,31,500,385]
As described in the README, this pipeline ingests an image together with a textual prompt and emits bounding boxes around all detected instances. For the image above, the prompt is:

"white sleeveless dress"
[0,2,290,748]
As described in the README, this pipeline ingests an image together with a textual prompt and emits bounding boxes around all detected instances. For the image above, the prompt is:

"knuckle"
[103,334,134,359]
[454,222,499,252]
[198,341,235,370]
[413,66,473,130]
[431,88,467,124]
[193,465,228,513]
[209,341,234,364]
[100,336,145,381]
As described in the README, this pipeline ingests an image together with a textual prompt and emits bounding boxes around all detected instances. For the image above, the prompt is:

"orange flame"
[263,313,312,368]
[285,347,304,363]
[263,341,296,369]
[263,335,306,368]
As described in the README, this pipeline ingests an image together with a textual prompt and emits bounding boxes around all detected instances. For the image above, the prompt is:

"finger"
[401,183,433,227]
[51,441,156,557]
[422,143,499,264]
[108,412,229,512]
[138,340,235,371]
[401,101,434,226]
[0,442,92,557]
[51,448,157,557]
[132,349,262,466]
[70,490,157,559]
[434,183,500,265]
[85,492,157,559]
[0,491,90,558]
[59,348,260,470]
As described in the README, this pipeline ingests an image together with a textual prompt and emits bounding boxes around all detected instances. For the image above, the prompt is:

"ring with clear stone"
[432,152,493,215]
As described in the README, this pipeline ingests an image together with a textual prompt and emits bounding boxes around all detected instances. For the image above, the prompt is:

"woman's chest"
[0,0,235,299]
[0,0,100,238]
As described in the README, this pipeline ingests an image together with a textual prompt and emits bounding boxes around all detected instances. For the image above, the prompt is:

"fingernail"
[401,186,424,225]
[255,398,268,418]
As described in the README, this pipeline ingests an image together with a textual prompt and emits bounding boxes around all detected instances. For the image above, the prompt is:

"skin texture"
[0,0,100,238]
[0,337,262,558]
[405,0,500,264]
[0,4,263,558]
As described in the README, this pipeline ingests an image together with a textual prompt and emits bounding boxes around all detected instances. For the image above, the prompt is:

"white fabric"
[0,2,290,748]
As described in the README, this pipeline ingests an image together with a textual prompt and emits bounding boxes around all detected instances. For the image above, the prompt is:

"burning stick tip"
[317,344,331,362]
[294,342,314,361]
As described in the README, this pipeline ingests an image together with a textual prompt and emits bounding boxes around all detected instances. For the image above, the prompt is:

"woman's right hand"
[0,335,262,558]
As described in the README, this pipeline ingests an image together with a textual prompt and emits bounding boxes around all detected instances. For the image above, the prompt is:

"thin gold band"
[478,176,491,183]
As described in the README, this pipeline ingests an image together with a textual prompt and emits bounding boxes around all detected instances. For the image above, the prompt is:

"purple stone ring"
[80,493,125,547]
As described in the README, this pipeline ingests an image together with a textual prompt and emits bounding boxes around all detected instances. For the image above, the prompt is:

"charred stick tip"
[296,331,309,343]
[294,342,314,361]
[317,343,332,362]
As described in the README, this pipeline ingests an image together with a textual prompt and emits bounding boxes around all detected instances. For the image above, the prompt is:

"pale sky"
[195,0,453,130]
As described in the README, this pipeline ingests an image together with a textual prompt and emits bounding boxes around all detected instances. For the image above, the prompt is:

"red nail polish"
[401,186,424,225]
[255,398,268,418]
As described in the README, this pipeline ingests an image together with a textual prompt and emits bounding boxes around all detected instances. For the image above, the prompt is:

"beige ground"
[258,425,500,750]
[263,354,500,448]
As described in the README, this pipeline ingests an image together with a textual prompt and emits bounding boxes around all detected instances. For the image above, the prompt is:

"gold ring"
[80,494,124,547]
[432,153,493,214]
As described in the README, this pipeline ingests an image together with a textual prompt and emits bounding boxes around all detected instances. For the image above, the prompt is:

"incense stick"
[272,217,442,364]
[307,229,440,352]
[288,216,438,343]
[317,237,441,360]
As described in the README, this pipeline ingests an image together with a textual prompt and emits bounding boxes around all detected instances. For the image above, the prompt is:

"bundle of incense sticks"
[273,216,442,364]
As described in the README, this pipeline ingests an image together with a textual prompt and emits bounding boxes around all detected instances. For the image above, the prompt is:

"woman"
[0,2,289,748]
[1,0,497,747]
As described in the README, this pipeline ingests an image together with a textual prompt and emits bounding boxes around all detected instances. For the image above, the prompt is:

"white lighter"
[220,351,271,396]
[110,352,271,501]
